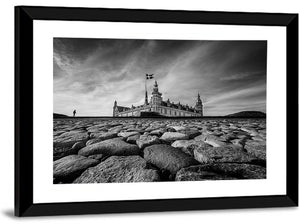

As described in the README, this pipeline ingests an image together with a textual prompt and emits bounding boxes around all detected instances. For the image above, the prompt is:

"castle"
[113,80,203,117]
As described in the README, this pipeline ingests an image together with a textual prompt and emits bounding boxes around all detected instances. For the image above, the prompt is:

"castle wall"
[157,106,201,117]
[114,105,202,117]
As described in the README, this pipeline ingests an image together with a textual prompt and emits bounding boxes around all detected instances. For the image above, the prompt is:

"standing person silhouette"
[73,109,76,117]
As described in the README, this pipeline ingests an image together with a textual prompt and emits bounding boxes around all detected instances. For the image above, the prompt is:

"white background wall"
[0,0,299,223]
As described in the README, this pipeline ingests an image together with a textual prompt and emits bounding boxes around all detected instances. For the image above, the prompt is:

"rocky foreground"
[53,118,266,184]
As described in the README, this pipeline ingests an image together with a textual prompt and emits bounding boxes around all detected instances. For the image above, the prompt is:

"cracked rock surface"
[53,118,266,183]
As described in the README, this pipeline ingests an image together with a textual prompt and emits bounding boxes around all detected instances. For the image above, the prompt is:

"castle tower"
[195,93,203,116]
[150,80,162,112]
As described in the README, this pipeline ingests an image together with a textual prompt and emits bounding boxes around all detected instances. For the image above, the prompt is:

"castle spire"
[197,92,201,102]
[195,92,203,116]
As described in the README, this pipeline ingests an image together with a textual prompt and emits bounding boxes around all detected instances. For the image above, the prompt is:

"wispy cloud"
[220,71,264,81]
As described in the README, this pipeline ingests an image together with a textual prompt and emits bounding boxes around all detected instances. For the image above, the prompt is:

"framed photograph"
[15,6,298,216]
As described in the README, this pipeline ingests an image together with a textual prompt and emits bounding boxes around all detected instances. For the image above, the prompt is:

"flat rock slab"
[136,135,161,149]
[54,118,267,182]
[86,138,103,146]
[244,140,266,160]
[118,131,140,138]
[126,134,141,144]
[88,132,118,142]
[175,167,237,181]
[176,163,266,181]
[149,129,165,136]
[78,138,140,157]
[193,145,256,164]
[53,130,89,160]
[71,141,86,152]
[53,155,99,182]
[201,134,228,147]
[171,139,211,156]
[74,156,160,183]
[160,132,189,142]
[241,127,259,136]
[143,144,198,173]
[231,138,246,148]
[169,126,188,132]
[88,154,104,161]
[178,129,201,139]
[199,163,266,179]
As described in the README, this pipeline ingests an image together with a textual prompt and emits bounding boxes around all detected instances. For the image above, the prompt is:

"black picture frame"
[15,6,298,217]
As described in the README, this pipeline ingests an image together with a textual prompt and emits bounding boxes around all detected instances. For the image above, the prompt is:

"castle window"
[175,111,176,116]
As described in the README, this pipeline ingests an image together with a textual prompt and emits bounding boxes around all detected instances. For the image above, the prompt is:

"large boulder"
[136,135,161,149]
[78,138,140,157]
[53,155,99,183]
[193,145,256,164]
[74,156,160,183]
[53,130,89,160]
[88,132,118,143]
[143,144,198,173]
[160,132,189,142]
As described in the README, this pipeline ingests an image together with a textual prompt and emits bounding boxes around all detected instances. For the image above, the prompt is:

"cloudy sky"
[53,38,267,116]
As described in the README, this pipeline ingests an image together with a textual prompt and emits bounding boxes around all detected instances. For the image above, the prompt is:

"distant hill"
[53,113,69,118]
[225,111,266,118]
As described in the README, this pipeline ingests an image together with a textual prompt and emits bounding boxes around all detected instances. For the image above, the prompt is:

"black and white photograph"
[10,1,298,219]
[53,38,267,184]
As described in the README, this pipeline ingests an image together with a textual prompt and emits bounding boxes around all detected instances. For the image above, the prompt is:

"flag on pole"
[146,74,154,79]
